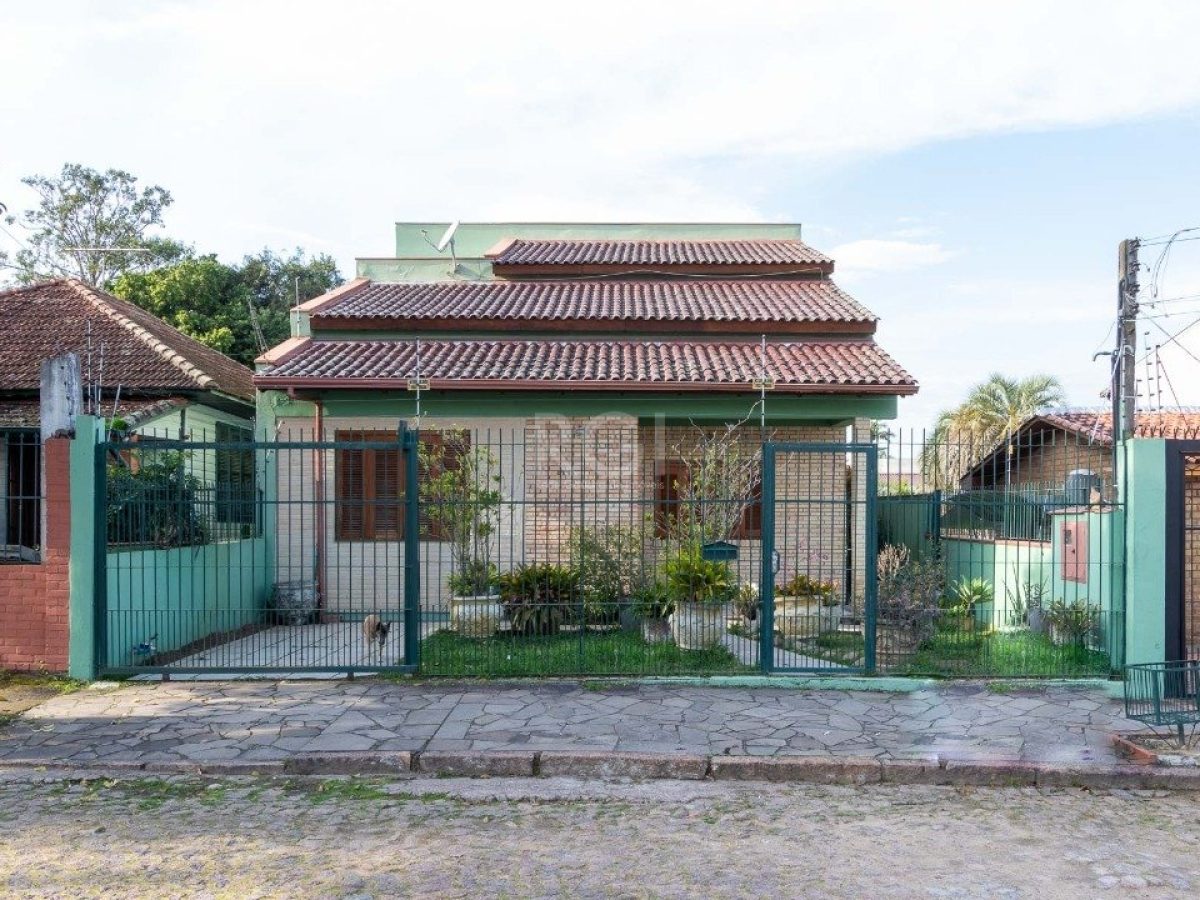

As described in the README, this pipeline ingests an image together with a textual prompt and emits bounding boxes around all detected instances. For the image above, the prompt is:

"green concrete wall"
[257,389,896,425]
[104,538,271,668]
[68,416,100,679]
[1122,439,1166,665]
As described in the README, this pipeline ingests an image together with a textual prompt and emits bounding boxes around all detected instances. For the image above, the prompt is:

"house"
[960,408,1200,496]
[0,278,257,671]
[0,279,257,551]
[253,223,917,613]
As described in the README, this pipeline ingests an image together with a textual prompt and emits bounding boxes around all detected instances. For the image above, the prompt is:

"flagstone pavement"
[0,678,1139,769]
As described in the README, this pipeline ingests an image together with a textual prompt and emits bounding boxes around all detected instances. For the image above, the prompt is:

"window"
[654,462,688,538]
[655,463,762,540]
[730,479,763,540]
[335,430,465,541]
[215,423,256,525]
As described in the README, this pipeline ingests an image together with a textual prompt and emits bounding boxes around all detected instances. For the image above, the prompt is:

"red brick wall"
[0,438,70,672]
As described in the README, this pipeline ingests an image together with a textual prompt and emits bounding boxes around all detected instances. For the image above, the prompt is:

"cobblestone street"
[0,772,1196,898]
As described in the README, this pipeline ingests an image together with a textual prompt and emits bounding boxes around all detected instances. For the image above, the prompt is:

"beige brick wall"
[272,415,863,614]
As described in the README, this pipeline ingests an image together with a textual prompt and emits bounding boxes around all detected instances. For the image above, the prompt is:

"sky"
[3,0,1200,431]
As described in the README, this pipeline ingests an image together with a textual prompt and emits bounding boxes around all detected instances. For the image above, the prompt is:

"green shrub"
[498,564,579,636]
[448,560,498,597]
[948,577,994,617]
[664,548,734,607]
[1045,599,1099,644]
[106,453,208,548]
[776,573,836,600]
[570,523,649,625]
[631,581,673,621]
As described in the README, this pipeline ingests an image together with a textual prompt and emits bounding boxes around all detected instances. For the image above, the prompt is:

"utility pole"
[1115,238,1140,440]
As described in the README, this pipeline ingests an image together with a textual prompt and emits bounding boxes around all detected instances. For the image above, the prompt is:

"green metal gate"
[95,427,420,677]
[759,442,878,674]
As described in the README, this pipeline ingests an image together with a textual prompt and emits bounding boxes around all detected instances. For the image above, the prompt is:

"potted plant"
[946,577,994,633]
[664,548,734,650]
[419,434,503,637]
[632,581,673,643]
[498,563,578,636]
[1045,599,1099,647]
[448,561,501,638]
[733,582,760,632]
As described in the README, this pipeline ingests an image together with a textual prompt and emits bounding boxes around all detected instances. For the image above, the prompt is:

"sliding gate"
[95,428,420,677]
[760,442,878,673]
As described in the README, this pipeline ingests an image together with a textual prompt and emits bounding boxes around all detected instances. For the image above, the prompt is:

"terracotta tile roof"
[255,338,917,394]
[488,238,831,268]
[0,280,254,401]
[0,395,188,429]
[1035,408,1200,444]
[310,279,874,333]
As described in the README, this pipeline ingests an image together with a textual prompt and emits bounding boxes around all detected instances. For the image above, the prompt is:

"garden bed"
[420,629,754,677]
[899,628,1112,678]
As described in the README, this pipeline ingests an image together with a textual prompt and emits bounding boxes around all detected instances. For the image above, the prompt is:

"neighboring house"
[254,222,918,610]
[0,278,256,559]
[960,408,1200,496]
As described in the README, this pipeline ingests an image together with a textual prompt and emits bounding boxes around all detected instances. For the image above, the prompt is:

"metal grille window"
[2,431,41,557]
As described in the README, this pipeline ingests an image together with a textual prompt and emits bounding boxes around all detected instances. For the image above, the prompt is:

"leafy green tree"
[110,249,342,366]
[111,256,253,360]
[237,248,342,347]
[1,163,187,286]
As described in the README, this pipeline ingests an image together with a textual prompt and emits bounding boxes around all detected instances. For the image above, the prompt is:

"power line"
[1145,314,1200,367]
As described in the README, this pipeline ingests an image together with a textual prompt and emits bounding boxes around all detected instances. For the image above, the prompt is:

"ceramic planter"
[670,602,726,650]
[450,594,502,638]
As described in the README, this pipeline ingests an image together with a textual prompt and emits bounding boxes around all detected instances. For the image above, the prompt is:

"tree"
[237,248,342,348]
[109,249,343,366]
[111,256,253,360]
[1,163,186,286]
[925,373,1065,487]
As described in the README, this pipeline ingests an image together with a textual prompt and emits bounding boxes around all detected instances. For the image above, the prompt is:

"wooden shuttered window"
[655,464,762,540]
[335,430,466,541]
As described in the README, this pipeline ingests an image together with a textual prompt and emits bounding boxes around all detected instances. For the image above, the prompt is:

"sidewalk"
[0,678,1153,783]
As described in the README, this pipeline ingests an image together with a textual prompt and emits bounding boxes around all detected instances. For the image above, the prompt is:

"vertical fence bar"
[403,425,421,668]
[864,445,878,674]
[759,443,776,674]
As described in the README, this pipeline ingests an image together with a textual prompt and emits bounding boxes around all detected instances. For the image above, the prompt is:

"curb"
[3,750,1200,789]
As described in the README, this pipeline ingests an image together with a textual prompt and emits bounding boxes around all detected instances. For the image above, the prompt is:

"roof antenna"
[752,333,775,441]
[408,338,430,427]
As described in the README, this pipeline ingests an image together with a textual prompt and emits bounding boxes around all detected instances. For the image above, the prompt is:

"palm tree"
[925,373,1065,486]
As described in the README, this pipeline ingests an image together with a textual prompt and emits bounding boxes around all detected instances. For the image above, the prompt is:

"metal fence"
[874,428,1124,678]
[95,420,1130,679]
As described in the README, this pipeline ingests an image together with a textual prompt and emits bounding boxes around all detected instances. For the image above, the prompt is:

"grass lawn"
[901,628,1113,678]
[784,630,865,667]
[420,629,754,677]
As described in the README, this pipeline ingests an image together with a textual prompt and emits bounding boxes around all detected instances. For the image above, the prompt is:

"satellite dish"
[436,221,460,253]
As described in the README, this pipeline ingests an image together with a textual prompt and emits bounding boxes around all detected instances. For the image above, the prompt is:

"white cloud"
[3,1,1200,270]
[831,240,953,276]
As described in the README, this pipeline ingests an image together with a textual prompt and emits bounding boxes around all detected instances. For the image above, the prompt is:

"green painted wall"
[1122,439,1167,665]
[392,221,804,258]
[104,538,271,668]
[258,388,896,424]
[361,223,806,280]
[68,416,100,680]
